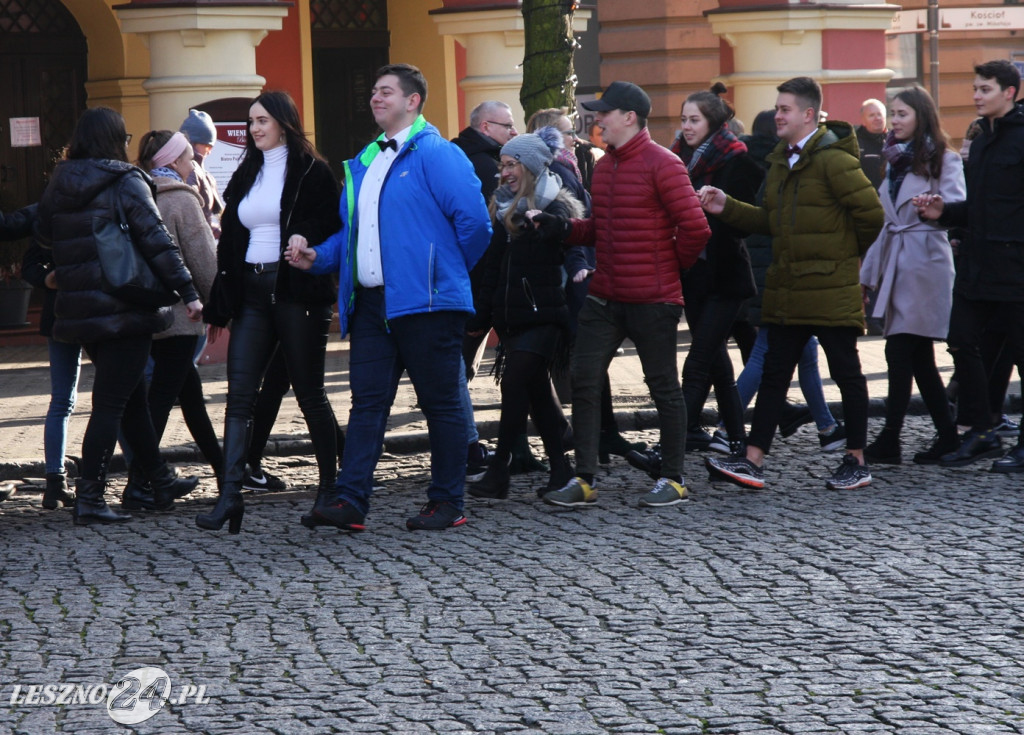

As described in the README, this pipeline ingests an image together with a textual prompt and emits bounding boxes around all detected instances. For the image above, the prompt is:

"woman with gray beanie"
[465,133,585,500]
[179,109,224,235]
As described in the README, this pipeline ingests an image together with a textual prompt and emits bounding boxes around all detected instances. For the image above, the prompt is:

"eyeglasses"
[499,161,522,173]
[486,120,516,131]
[125,133,133,145]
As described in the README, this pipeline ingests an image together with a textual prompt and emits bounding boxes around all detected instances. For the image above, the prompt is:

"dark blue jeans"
[335,288,468,514]
[571,297,685,477]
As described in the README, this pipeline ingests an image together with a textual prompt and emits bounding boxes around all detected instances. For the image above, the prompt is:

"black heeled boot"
[509,433,548,475]
[300,485,336,529]
[73,479,131,526]
[537,453,574,498]
[195,487,244,534]
[468,458,511,499]
[42,472,75,509]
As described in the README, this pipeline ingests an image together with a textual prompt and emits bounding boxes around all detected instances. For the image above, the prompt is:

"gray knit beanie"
[179,109,217,146]
[500,134,553,177]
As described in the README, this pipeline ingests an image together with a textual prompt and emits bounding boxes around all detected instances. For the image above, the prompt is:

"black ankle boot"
[196,486,244,534]
[300,485,336,528]
[864,426,902,465]
[73,479,131,525]
[537,453,574,498]
[509,433,548,475]
[598,429,646,464]
[468,459,511,499]
[42,472,75,509]
[149,464,199,501]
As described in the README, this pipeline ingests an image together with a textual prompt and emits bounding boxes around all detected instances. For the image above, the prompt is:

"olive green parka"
[720,121,883,330]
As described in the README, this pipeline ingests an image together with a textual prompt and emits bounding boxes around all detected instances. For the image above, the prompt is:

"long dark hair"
[893,86,948,179]
[233,90,324,195]
[67,107,129,162]
[683,82,735,144]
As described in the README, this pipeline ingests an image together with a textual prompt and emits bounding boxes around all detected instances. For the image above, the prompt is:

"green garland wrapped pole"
[520,0,580,121]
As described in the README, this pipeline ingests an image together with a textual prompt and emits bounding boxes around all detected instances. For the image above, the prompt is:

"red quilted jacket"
[567,127,710,304]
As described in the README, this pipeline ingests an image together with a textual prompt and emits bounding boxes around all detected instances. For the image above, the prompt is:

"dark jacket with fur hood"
[35,159,198,344]
[204,151,340,327]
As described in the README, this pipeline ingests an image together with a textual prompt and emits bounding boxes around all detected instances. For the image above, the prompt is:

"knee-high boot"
[197,417,247,533]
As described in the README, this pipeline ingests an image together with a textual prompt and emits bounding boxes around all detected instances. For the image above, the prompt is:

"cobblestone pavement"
[2,417,1023,734]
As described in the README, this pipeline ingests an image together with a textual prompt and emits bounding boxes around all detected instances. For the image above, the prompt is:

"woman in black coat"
[35,107,202,525]
[466,133,584,500]
[198,91,341,533]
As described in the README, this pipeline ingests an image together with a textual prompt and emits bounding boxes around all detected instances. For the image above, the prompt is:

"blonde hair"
[488,164,540,234]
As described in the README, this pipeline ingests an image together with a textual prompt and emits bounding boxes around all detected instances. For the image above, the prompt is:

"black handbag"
[94,185,178,308]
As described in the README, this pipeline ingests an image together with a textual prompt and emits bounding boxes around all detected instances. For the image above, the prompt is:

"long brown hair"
[488,164,540,234]
[893,85,949,179]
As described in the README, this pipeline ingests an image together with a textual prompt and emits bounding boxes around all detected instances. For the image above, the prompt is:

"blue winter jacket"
[311,116,492,336]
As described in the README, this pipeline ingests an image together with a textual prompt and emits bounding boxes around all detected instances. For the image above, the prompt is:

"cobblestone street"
[2,418,1023,734]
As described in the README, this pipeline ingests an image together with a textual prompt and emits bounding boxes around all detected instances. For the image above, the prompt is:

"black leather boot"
[120,466,164,512]
[73,479,131,526]
[196,487,244,534]
[148,464,199,502]
[42,472,75,509]
[468,458,512,499]
[864,426,902,465]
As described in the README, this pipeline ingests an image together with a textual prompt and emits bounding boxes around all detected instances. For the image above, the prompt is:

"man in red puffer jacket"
[532,80,711,509]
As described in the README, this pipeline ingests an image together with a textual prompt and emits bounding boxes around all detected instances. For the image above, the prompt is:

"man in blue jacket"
[287,63,492,530]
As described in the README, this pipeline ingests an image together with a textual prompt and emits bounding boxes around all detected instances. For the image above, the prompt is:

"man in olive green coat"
[699,76,883,492]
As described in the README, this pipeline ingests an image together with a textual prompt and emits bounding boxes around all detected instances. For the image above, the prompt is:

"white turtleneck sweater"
[238,144,287,264]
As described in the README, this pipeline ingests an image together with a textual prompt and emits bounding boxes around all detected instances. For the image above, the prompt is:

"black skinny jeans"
[749,325,868,453]
[882,333,956,442]
[247,345,345,470]
[82,336,163,482]
[222,268,336,492]
[682,290,746,441]
[148,335,224,475]
[494,348,568,465]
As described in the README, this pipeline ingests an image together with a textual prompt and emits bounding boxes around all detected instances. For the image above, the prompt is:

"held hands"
[285,234,316,270]
[526,210,572,243]
[208,324,226,345]
[913,194,944,221]
[697,186,726,215]
[185,300,203,322]
[573,268,594,284]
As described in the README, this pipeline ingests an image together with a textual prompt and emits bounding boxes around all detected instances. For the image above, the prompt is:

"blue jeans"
[733,328,835,431]
[459,358,479,445]
[45,339,82,475]
[335,288,468,514]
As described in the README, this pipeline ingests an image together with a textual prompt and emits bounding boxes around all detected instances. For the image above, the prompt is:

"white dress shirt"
[356,125,412,287]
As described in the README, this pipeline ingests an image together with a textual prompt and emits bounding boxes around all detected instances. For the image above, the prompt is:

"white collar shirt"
[788,129,817,169]
[356,125,412,287]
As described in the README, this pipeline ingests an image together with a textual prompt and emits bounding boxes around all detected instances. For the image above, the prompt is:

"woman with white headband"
[35,107,204,526]
[108,130,223,512]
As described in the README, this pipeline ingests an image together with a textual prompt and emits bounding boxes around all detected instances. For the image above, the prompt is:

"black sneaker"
[406,500,467,530]
[685,428,714,451]
[994,415,1020,438]
[819,422,847,452]
[625,446,662,480]
[913,435,959,465]
[826,454,872,490]
[939,429,1003,467]
[466,441,492,483]
[243,467,288,493]
[705,454,765,489]
[310,499,366,531]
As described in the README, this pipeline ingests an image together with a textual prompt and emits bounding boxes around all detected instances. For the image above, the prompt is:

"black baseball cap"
[581,81,652,118]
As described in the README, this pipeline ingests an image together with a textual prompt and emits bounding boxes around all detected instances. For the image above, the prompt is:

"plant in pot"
[0,237,34,329]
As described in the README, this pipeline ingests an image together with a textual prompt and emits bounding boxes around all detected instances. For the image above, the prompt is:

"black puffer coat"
[467,189,584,336]
[204,151,340,327]
[35,159,198,344]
